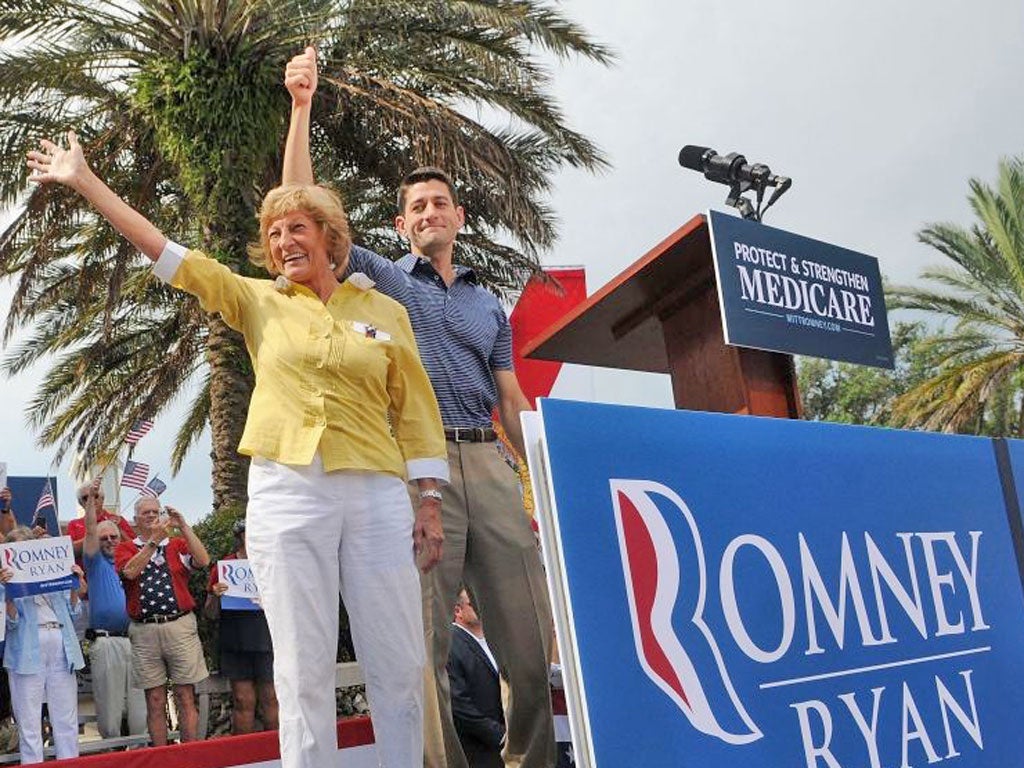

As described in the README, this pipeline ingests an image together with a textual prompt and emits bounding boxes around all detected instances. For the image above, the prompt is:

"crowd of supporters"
[0,482,278,764]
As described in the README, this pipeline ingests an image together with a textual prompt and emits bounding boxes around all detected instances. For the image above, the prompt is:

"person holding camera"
[80,479,146,738]
[205,519,278,735]
[115,497,210,746]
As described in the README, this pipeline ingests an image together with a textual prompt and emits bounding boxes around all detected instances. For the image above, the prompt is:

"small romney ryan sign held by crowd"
[218,558,262,611]
[0,535,76,599]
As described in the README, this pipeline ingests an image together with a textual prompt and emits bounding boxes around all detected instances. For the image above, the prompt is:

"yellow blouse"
[154,243,447,482]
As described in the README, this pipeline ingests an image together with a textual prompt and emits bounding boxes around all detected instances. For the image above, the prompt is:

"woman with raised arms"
[27,132,448,768]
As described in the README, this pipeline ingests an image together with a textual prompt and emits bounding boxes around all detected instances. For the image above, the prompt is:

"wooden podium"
[522,214,802,418]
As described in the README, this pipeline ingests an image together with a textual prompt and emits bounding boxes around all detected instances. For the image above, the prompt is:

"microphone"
[678,145,776,186]
[678,144,792,221]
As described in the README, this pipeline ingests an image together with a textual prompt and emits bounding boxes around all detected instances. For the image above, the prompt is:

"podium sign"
[708,210,893,369]
[524,398,1024,767]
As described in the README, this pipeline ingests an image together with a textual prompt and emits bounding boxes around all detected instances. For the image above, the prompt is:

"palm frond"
[888,156,1024,434]
[0,0,610,494]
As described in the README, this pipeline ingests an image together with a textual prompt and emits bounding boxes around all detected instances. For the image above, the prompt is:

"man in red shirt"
[115,496,210,745]
[68,481,135,553]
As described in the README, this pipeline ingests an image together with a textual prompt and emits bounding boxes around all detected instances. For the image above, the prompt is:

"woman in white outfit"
[27,132,449,768]
[2,527,85,764]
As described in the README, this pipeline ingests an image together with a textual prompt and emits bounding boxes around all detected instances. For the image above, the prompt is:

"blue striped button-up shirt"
[347,246,513,429]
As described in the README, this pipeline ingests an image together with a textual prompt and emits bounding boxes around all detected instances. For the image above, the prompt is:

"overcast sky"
[2,0,1023,521]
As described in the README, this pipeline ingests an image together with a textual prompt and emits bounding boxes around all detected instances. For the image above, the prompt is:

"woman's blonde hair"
[247,184,352,275]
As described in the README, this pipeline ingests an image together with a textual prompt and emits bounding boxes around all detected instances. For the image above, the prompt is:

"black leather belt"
[136,611,187,625]
[444,427,498,443]
[86,628,128,639]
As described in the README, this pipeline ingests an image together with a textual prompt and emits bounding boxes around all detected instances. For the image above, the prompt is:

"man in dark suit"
[447,589,505,768]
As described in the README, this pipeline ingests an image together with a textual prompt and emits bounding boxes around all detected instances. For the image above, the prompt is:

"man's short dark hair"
[397,166,458,213]
[455,583,477,609]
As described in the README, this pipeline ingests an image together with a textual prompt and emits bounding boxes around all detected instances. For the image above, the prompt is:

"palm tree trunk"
[206,315,254,511]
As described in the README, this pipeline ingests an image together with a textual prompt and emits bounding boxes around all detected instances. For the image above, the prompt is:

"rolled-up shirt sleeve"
[152,240,187,282]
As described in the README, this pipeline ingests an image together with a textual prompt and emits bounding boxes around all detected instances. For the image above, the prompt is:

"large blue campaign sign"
[708,209,894,368]
[527,399,1024,768]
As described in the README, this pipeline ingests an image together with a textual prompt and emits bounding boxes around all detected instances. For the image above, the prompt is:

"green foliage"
[192,503,246,563]
[798,322,947,426]
[133,47,284,261]
[886,157,1024,435]
[0,0,612,480]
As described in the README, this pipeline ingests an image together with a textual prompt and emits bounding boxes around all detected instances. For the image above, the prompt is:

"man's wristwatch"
[145,540,159,550]
[418,489,443,503]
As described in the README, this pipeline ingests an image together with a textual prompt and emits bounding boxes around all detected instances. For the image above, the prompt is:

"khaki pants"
[423,441,555,768]
[129,611,208,689]
[90,635,147,737]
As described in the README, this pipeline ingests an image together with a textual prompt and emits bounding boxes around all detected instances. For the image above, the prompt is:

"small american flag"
[141,477,167,498]
[121,460,150,490]
[125,419,154,447]
[34,480,56,515]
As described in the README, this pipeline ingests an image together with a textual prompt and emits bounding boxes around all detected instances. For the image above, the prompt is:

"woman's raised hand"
[24,130,168,261]
[27,131,89,188]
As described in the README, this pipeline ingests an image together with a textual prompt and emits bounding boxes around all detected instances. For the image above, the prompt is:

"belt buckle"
[453,428,472,443]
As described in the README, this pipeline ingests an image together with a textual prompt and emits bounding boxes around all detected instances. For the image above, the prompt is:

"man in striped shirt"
[284,48,556,768]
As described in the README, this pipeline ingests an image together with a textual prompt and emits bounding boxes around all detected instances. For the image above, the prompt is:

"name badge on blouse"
[351,321,391,342]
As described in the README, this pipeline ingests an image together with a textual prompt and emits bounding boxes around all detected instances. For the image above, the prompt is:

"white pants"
[90,636,147,737]
[9,628,80,764]
[247,456,425,768]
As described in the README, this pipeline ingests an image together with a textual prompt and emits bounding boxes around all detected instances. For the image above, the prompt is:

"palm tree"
[0,0,611,511]
[888,157,1024,436]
